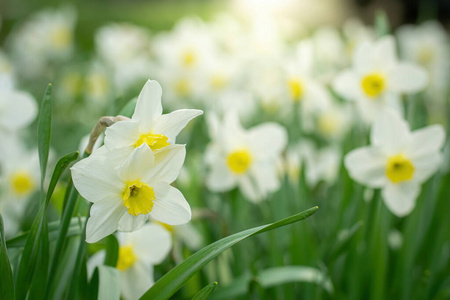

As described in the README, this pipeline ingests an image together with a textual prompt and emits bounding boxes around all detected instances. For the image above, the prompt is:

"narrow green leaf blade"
[37,84,53,192]
[140,206,318,300]
[98,266,121,300]
[0,215,15,299]
[192,282,218,300]
[45,151,79,207]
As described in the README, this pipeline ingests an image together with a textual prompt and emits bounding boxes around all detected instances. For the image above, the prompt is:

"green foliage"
[0,215,15,300]
[192,282,218,300]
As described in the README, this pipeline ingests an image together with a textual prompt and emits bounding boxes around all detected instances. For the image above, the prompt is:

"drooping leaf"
[210,266,333,299]
[0,215,15,300]
[192,282,218,300]
[140,206,318,300]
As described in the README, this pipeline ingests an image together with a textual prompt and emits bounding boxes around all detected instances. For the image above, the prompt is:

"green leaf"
[37,84,53,194]
[375,10,390,37]
[104,235,119,267]
[210,266,333,299]
[98,266,121,300]
[6,217,84,248]
[192,282,218,300]
[324,221,363,264]
[140,206,319,300]
[0,215,15,299]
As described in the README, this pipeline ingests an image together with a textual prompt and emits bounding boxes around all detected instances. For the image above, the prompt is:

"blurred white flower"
[205,113,287,202]
[0,85,37,134]
[88,223,172,300]
[388,229,403,250]
[397,21,450,104]
[344,110,446,217]
[104,80,202,156]
[333,35,428,123]
[342,18,375,58]
[71,144,191,243]
[0,138,40,236]
[8,6,76,77]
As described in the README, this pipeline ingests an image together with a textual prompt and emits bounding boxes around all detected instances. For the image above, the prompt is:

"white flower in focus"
[71,144,191,243]
[88,223,172,300]
[104,80,202,156]
[332,36,428,123]
[344,110,446,217]
[205,113,287,202]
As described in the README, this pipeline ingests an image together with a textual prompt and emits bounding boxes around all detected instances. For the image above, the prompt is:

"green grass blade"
[37,84,52,195]
[192,282,218,300]
[98,266,121,300]
[211,266,333,300]
[6,217,84,248]
[140,206,318,300]
[0,215,15,300]
[28,216,49,300]
[104,235,119,267]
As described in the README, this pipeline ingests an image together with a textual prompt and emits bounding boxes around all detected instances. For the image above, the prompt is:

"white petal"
[143,145,185,184]
[86,196,126,243]
[250,162,280,196]
[344,146,386,188]
[150,183,191,225]
[382,182,420,217]
[0,90,37,131]
[118,214,147,232]
[120,262,154,300]
[387,63,428,93]
[248,123,287,160]
[117,144,155,182]
[104,121,140,151]
[152,109,203,143]
[332,70,361,101]
[176,223,203,250]
[407,125,446,159]
[373,36,397,67]
[411,152,442,183]
[132,80,163,132]
[87,250,106,279]
[238,174,263,203]
[371,109,411,154]
[353,41,373,74]
[132,223,172,265]
[71,152,123,203]
[206,159,237,192]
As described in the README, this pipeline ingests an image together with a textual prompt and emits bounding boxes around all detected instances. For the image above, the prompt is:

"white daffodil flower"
[205,113,287,202]
[332,35,428,123]
[88,223,172,300]
[71,144,191,243]
[104,80,202,156]
[0,85,37,133]
[344,110,446,217]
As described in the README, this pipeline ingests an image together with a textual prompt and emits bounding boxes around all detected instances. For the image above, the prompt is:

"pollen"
[227,149,252,174]
[51,27,72,49]
[134,132,170,151]
[181,50,197,67]
[174,79,191,97]
[123,180,155,216]
[287,78,304,102]
[116,245,137,271]
[361,73,386,98]
[386,154,415,183]
[211,74,227,91]
[10,171,35,196]
[317,113,339,136]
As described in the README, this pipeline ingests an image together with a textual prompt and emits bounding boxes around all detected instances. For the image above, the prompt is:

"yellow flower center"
[51,27,72,49]
[417,47,434,65]
[174,79,191,97]
[211,74,227,91]
[134,132,170,151]
[156,221,175,233]
[116,245,137,271]
[181,50,196,67]
[10,171,35,196]
[386,154,415,183]
[361,73,386,98]
[287,78,304,101]
[122,180,155,216]
[317,113,339,136]
[227,149,252,174]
